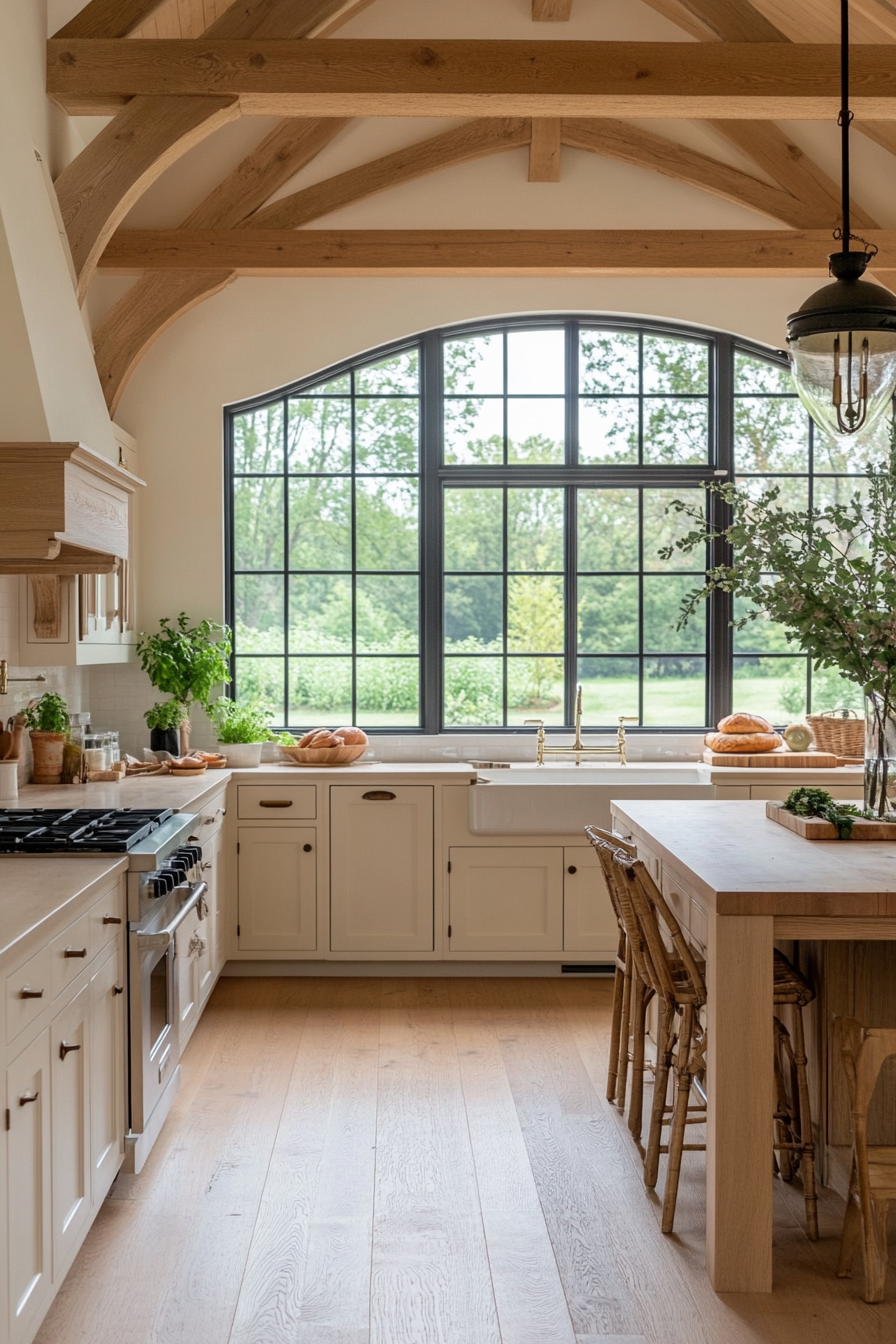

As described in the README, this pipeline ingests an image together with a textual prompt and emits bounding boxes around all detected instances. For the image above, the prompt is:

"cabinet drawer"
[6,946,51,1044]
[89,883,124,961]
[237,785,316,820]
[50,912,92,1001]
[188,791,228,841]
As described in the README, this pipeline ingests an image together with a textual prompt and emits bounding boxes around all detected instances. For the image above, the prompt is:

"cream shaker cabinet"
[447,847,563,953]
[330,787,433,952]
[50,978,92,1279]
[237,827,317,951]
[6,1029,52,1344]
[88,947,126,1206]
[562,846,619,956]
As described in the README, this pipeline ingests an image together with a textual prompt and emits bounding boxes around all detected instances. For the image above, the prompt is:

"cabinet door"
[51,978,92,1277]
[448,847,563,953]
[237,827,317,951]
[562,846,619,956]
[330,787,433,952]
[90,947,125,1204]
[175,907,202,1049]
[198,830,222,1002]
[6,1029,51,1344]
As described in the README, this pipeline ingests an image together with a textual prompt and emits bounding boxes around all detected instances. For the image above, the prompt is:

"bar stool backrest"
[585,827,654,989]
[613,852,707,1007]
[839,1018,896,1155]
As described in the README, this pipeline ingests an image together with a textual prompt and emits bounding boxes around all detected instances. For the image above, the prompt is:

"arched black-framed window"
[224,314,873,734]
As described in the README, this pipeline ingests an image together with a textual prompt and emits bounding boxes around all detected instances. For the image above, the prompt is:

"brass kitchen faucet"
[525,684,638,766]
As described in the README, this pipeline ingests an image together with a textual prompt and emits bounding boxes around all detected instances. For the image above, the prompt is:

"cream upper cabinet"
[237,827,317,952]
[448,847,563,953]
[6,1028,52,1344]
[50,980,92,1278]
[562,846,619,956]
[330,787,433,953]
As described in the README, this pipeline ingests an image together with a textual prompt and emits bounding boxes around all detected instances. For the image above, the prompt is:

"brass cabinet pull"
[19,1093,38,1106]
[201,862,212,871]
[568,865,577,874]
[259,799,292,808]
[19,986,44,1000]
[64,947,88,958]
[59,1042,81,1060]
[102,915,122,925]
[113,985,124,996]
[362,791,396,801]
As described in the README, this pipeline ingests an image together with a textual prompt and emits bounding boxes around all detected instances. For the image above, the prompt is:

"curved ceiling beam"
[54,0,373,303]
[94,116,531,412]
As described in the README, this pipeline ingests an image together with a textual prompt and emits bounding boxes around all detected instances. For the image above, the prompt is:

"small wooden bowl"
[279,742,367,767]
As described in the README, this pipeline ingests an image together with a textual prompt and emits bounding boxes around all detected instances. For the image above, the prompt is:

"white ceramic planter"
[216,741,263,768]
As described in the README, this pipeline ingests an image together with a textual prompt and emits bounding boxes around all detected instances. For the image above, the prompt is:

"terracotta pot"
[30,731,67,784]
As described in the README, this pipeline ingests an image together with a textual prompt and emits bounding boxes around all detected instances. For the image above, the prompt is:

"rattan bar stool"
[836,1018,896,1302]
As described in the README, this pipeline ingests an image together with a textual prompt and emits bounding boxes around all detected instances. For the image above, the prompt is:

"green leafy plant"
[665,419,896,814]
[781,787,886,841]
[137,613,231,712]
[209,698,273,745]
[24,691,69,734]
[144,699,190,732]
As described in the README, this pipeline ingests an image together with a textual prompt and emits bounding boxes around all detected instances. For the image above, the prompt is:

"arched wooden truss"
[49,0,896,412]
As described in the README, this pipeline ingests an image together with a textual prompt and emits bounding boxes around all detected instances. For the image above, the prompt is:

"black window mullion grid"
[502,486,509,726]
[708,333,734,729]
[350,371,358,725]
[421,330,442,732]
[281,396,289,726]
[637,488,645,728]
[565,321,578,726]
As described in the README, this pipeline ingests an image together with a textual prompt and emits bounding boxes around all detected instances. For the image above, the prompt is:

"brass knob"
[113,985,124,996]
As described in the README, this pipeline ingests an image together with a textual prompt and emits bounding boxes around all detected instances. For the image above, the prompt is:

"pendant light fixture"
[786,0,896,441]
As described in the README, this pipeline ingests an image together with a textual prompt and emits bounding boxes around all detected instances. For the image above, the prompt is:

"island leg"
[705,911,775,1292]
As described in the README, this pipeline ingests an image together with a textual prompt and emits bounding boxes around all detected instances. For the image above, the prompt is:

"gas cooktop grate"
[0,808,175,853]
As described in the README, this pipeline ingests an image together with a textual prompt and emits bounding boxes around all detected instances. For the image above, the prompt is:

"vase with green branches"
[137,614,231,755]
[664,418,896,816]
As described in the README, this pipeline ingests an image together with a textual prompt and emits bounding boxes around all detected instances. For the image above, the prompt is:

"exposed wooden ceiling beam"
[638,0,720,41]
[52,0,171,38]
[46,40,896,120]
[529,119,561,181]
[673,0,788,42]
[96,227,896,274]
[849,0,896,40]
[204,0,374,39]
[558,118,826,227]
[532,0,572,19]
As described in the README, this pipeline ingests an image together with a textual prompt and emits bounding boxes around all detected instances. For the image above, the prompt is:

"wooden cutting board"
[766,801,896,840]
[703,748,839,768]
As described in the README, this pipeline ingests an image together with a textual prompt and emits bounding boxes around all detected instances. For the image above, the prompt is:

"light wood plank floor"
[36,977,896,1344]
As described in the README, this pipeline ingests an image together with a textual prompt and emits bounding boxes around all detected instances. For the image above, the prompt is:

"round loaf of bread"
[705,731,783,754]
[717,711,773,735]
[333,726,368,745]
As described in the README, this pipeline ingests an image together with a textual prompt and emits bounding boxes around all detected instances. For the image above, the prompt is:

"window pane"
[643,398,709,465]
[577,576,638,653]
[444,575,502,650]
[444,489,503,571]
[356,658,419,725]
[733,593,792,654]
[289,575,352,653]
[579,330,639,395]
[507,575,564,653]
[234,478,284,570]
[356,574,419,652]
[233,403,283,474]
[355,398,419,472]
[809,666,863,714]
[578,657,639,723]
[643,575,705,653]
[578,490,638,571]
[813,419,888,473]
[356,478,418,571]
[355,349,418,395]
[289,657,352,723]
[234,574,284,653]
[732,656,806,722]
[813,476,869,511]
[736,477,809,510]
[734,396,808,474]
[642,488,703,571]
[444,397,504,465]
[643,658,705,725]
[288,478,351,570]
[508,489,564,571]
[508,658,564,724]
[735,352,793,395]
[643,336,708,395]
[507,397,564,464]
[506,328,564,394]
[288,397,351,473]
[443,334,503,395]
[305,374,351,395]
[234,657,284,714]
[444,657,503,725]
[578,398,639,464]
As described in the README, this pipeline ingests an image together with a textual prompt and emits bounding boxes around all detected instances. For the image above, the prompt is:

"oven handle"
[136,882,208,951]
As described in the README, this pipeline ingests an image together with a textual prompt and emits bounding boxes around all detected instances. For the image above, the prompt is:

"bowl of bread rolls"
[704,712,783,754]
[279,726,369,766]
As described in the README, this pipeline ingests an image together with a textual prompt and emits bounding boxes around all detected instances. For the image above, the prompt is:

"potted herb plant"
[144,700,189,757]
[24,691,69,784]
[665,419,896,816]
[137,613,231,755]
[208,698,273,767]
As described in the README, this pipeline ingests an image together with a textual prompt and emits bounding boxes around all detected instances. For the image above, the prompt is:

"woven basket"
[806,709,865,757]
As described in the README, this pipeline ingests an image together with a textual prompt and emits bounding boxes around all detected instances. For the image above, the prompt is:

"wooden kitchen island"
[610,798,896,1296]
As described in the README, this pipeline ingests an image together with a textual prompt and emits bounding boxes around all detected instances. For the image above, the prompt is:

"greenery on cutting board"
[137,613,231,713]
[23,691,69,735]
[782,787,889,841]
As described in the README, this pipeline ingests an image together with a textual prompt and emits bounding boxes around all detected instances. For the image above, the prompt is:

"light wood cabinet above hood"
[0,442,144,574]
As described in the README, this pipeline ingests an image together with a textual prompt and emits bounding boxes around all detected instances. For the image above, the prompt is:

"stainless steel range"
[0,807,207,1172]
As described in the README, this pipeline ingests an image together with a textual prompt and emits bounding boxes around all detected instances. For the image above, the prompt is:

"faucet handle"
[524,719,544,727]
[618,716,639,725]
